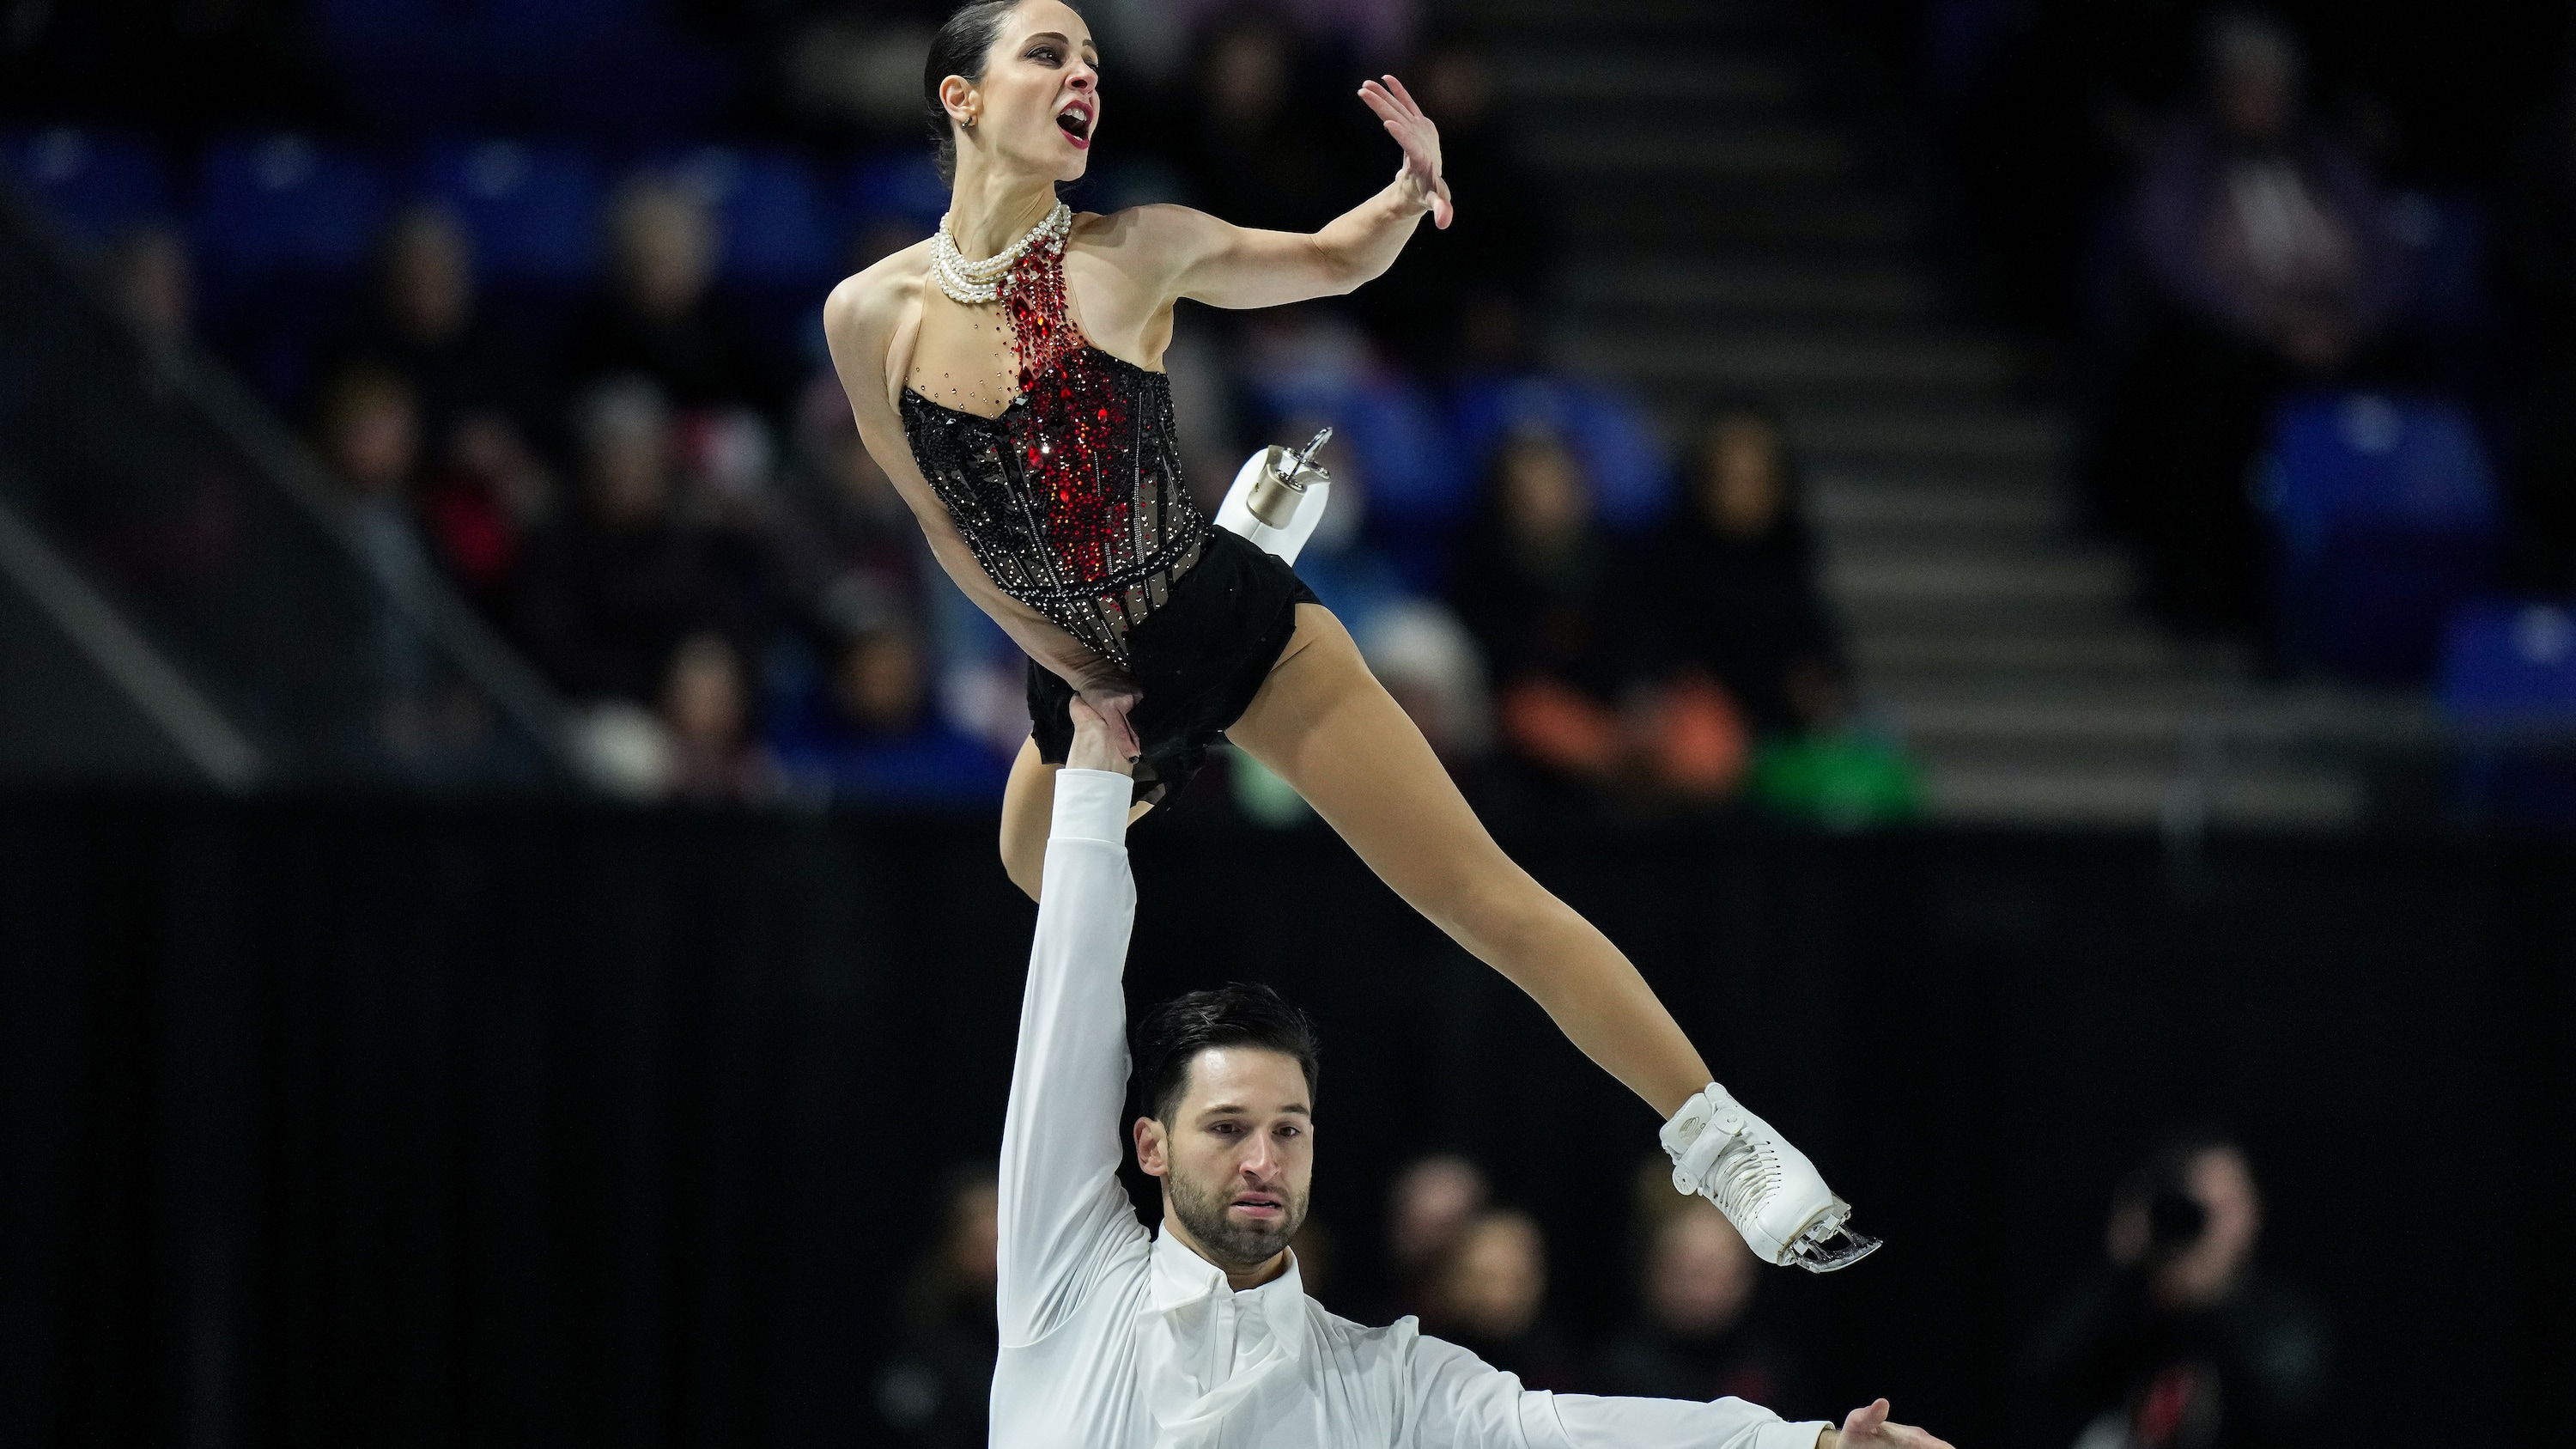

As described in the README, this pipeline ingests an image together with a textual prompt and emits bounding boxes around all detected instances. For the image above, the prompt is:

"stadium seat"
[2263,392,2499,684]
[2441,601,2576,723]
[1449,374,1672,531]
[2439,600,2576,827]
[194,133,389,278]
[654,146,836,289]
[843,148,951,238]
[0,127,173,245]
[413,140,604,289]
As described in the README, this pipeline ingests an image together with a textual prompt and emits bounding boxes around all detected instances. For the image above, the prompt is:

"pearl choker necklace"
[932,201,1073,306]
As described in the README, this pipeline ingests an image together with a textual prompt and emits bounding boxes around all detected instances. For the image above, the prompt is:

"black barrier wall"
[2,797,2570,1447]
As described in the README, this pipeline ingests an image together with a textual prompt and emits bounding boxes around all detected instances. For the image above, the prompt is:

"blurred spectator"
[1177,15,1358,234]
[1358,39,1554,373]
[1418,1209,1576,1391]
[1449,430,1744,803]
[2019,1134,2330,1449]
[763,627,1012,807]
[314,362,425,562]
[315,362,461,742]
[1290,1216,1340,1307]
[875,1166,1001,1447]
[416,411,556,621]
[1596,1163,1803,1411]
[1636,403,1849,738]
[318,205,540,460]
[1175,0,1417,70]
[1357,600,1493,765]
[659,629,775,802]
[2498,82,2576,590]
[1280,425,1410,638]
[776,373,932,639]
[513,378,719,705]
[2094,13,2407,639]
[1386,1153,1489,1307]
[562,176,777,413]
[104,223,192,360]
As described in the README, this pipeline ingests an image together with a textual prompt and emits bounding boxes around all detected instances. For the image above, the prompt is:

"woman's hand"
[1065,696,1137,777]
[1359,76,1453,229]
[1818,1400,1953,1449]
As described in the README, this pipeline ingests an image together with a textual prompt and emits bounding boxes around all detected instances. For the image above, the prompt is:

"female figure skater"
[822,0,1874,1271]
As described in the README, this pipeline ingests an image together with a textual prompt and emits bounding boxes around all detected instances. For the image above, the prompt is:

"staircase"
[1478,0,2433,830]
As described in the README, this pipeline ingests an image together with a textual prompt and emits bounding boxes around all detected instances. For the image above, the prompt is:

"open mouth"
[1055,100,1093,146]
[1230,1192,1284,1218]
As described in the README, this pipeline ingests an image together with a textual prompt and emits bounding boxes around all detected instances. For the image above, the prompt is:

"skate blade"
[1785,1199,1881,1274]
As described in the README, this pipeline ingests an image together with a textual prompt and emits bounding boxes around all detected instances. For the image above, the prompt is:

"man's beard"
[1166,1168,1308,1272]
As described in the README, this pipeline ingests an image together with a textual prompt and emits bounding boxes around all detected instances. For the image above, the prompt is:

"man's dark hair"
[1132,983,1320,1124]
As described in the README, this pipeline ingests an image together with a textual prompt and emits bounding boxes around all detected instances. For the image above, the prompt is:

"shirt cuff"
[1759,1422,1832,1449]
[1050,769,1133,846]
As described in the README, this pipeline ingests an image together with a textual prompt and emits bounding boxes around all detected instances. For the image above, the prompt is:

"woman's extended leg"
[1227,604,1713,1117]
[1000,738,1156,902]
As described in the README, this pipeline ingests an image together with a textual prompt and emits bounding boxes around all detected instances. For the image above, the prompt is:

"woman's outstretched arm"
[1116,76,1452,313]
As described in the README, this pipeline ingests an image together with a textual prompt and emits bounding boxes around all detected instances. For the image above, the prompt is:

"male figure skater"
[990,697,1953,1448]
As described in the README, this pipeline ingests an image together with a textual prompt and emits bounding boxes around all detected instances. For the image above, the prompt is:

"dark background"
[4,798,2569,1446]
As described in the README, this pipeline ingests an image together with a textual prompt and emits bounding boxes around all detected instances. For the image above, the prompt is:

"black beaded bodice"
[901,349,1207,665]
[897,212,1208,667]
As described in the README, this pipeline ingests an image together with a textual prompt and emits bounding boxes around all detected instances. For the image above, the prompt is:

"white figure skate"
[1216,427,1334,565]
[1662,1082,1880,1272]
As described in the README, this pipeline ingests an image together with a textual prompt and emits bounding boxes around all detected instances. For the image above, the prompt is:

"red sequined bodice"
[900,231,1206,666]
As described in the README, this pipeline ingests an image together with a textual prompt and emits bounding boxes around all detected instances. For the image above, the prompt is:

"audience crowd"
[1928,2,2576,653]
[11,3,1869,819]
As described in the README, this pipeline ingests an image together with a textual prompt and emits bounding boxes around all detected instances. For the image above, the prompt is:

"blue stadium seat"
[2439,600,2576,827]
[654,146,836,289]
[2263,393,2499,683]
[2441,601,2576,724]
[413,140,604,289]
[1449,374,1672,531]
[194,133,389,278]
[0,127,172,245]
[843,148,951,238]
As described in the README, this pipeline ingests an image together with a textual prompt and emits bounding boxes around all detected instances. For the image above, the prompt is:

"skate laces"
[1659,1085,1776,1221]
[1660,1084,1883,1275]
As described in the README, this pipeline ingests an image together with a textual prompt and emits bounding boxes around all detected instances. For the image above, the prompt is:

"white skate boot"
[1216,427,1333,565]
[1661,1082,1880,1272]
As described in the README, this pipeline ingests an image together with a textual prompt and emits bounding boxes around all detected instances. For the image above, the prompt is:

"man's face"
[1134,1047,1314,1272]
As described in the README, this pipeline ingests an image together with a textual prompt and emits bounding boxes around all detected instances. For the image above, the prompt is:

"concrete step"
[1564,257,1941,322]
[1851,630,2232,678]
[1488,53,1804,110]
[1560,326,2013,399]
[1826,549,2129,608]
[1554,186,1912,249]
[1883,684,2437,751]
[1527,122,1855,180]
[1918,758,2370,831]
[1785,405,2069,470]
[1810,475,2061,534]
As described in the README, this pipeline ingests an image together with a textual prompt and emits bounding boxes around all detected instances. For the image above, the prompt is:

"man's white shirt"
[990,768,1830,1449]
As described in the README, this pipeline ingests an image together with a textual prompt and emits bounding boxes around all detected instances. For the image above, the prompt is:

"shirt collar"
[1148,1226,1310,1354]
